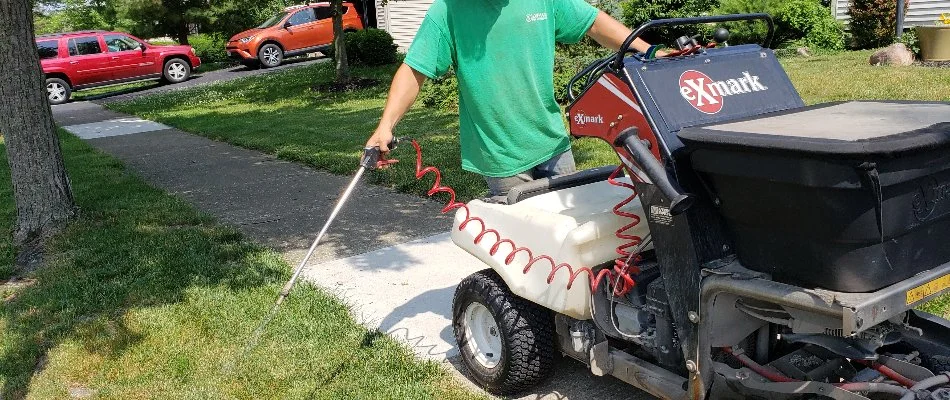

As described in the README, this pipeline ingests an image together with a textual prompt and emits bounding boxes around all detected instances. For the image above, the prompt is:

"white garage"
[374,0,436,50]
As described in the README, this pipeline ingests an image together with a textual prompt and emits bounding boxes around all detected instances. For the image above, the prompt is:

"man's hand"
[366,127,396,153]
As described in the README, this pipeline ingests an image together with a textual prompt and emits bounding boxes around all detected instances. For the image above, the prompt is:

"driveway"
[84,56,328,104]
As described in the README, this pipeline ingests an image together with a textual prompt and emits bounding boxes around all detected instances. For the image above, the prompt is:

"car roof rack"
[284,1,342,11]
[36,30,108,39]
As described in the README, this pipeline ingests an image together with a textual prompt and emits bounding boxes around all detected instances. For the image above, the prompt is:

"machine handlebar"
[613,13,775,68]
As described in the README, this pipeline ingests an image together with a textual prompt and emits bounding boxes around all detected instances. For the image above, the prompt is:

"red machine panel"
[567,72,661,182]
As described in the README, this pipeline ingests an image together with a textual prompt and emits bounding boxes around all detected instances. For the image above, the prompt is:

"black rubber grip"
[615,128,694,215]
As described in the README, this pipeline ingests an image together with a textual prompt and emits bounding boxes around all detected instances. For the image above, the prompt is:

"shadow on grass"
[0,132,286,398]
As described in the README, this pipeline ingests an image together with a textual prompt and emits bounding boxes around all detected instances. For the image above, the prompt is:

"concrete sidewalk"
[54,101,651,400]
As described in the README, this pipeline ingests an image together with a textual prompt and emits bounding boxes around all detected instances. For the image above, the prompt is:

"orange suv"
[226,2,363,68]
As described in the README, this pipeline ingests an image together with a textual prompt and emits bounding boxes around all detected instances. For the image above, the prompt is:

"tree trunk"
[332,0,350,84]
[0,0,78,266]
[176,17,190,45]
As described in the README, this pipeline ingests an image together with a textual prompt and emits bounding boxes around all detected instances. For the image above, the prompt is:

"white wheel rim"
[262,47,280,66]
[47,82,66,102]
[167,63,187,80]
[463,302,502,369]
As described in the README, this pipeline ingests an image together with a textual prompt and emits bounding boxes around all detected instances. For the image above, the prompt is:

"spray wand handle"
[360,137,403,170]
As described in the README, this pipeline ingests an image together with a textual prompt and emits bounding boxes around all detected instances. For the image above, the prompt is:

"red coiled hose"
[411,140,640,295]
[607,165,643,294]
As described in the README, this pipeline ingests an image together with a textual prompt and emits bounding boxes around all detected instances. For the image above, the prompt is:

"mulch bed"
[312,77,381,93]
[916,60,950,68]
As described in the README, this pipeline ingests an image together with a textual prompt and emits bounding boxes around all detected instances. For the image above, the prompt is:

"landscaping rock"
[869,43,915,66]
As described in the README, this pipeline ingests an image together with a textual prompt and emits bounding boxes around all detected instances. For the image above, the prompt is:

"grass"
[0,132,484,399]
[781,50,950,105]
[108,50,950,315]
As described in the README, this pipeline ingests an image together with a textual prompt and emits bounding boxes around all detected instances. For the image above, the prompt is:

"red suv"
[226,2,363,68]
[37,30,202,105]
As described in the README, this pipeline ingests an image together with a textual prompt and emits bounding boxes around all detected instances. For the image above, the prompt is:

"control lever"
[713,27,731,46]
[615,128,695,215]
[675,34,701,50]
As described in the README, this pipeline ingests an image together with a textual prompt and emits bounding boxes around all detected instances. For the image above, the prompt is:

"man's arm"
[365,63,428,152]
[586,11,653,53]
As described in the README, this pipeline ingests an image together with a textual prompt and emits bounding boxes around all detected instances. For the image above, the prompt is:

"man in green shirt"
[365,0,658,198]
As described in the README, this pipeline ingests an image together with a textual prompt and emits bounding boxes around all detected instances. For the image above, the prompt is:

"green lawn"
[0,132,484,399]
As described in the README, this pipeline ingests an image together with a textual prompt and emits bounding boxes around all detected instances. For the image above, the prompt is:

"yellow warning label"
[907,274,950,305]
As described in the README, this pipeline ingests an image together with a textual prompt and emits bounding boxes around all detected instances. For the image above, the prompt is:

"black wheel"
[162,58,191,83]
[45,77,71,105]
[258,43,283,68]
[452,269,556,395]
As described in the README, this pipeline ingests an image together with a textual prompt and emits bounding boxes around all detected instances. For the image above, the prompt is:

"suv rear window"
[36,40,59,59]
[68,36,102,56]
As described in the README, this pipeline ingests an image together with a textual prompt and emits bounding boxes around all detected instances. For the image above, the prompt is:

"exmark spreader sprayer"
[261,13,950,400]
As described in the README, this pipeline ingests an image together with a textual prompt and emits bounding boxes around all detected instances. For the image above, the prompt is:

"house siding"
[831,0,949,27]
[376,0,436,50]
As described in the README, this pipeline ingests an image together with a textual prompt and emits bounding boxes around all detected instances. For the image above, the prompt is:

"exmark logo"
[573,113,604,126]
[678,70,768,114]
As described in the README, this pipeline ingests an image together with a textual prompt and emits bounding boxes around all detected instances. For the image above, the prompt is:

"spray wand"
[242,137,404,352]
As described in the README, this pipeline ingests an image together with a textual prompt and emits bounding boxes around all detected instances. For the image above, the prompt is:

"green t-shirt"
[404,0,598,178]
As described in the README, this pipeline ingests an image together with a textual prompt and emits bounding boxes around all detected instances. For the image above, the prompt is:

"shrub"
[848,0,909,49]
[777,0,845,50]
[716,0,844,49]
[896,28,920,56]
[621,0,719,44]
[331,28,399,66]
[189,33,229,63]
[554,38,611,103]
[417,71,459,111]
[715,0,785,46]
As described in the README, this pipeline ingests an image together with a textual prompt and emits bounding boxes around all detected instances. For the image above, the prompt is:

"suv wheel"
[45,78,71,105]
[162,58,191,84]
[258,44,283,68]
